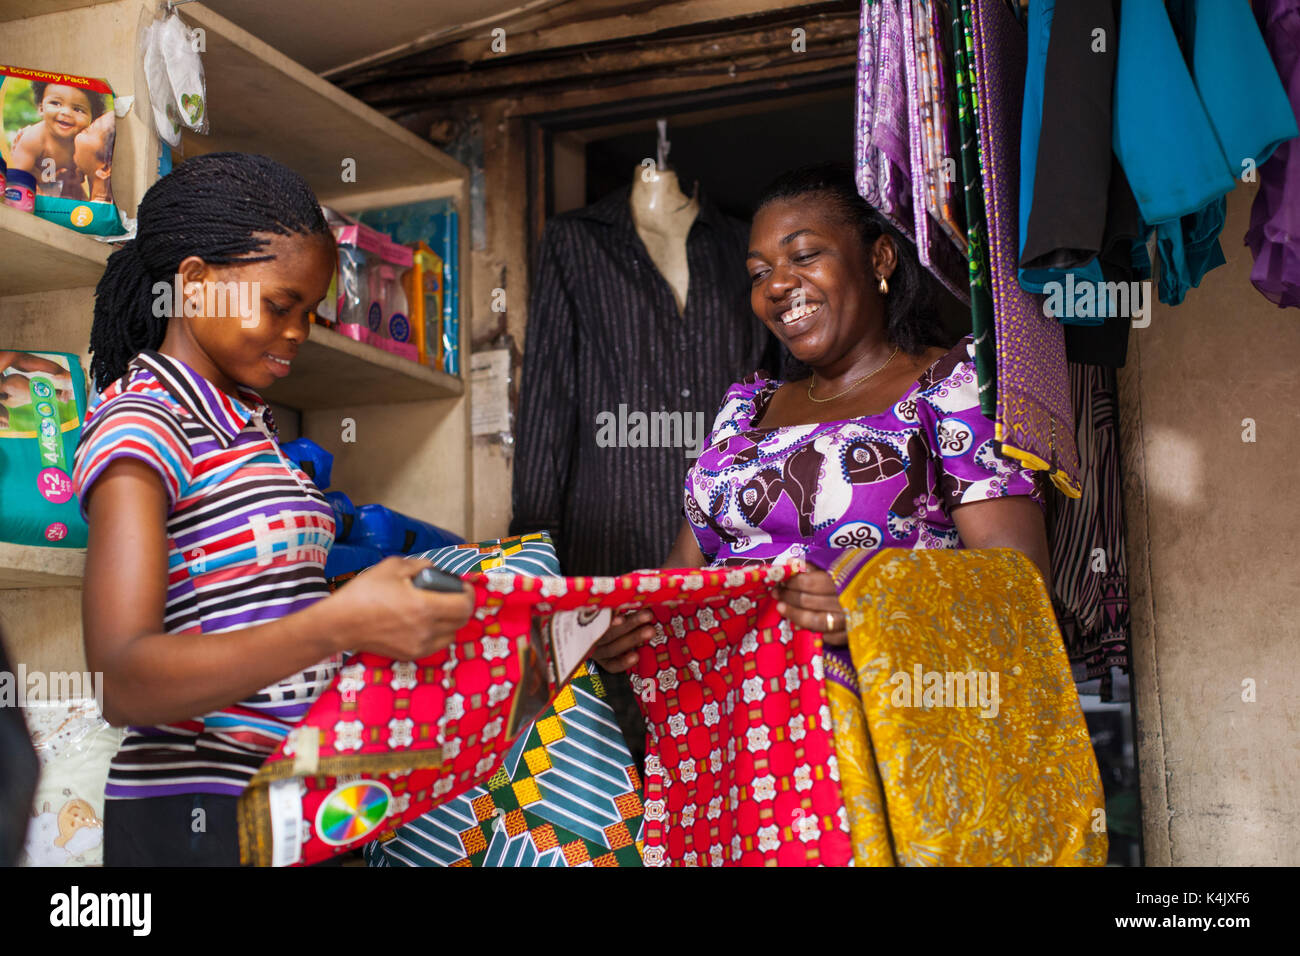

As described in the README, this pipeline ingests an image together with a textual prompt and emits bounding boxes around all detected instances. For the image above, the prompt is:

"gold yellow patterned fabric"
[825,679,893,866]
[828,547,1107,866]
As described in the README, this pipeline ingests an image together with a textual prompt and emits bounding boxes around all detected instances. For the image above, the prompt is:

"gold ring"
[826,611,835,632]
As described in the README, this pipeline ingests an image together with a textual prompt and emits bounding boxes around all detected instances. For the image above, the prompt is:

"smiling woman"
[73,153,475,866]
[592,162,1053,671]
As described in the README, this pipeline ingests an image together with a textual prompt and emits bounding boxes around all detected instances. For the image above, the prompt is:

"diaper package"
[0,349,89,548]
[0,65,124,235]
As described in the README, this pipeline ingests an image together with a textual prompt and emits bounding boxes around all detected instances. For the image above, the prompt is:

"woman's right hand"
[327,557,474,661]
[590,609,657,674]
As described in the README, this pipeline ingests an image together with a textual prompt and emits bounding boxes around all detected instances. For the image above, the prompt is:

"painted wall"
[1121,181,1300,865]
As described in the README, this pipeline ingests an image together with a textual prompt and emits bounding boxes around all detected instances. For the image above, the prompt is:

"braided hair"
[754,162,948,357]
[89,152,332,391]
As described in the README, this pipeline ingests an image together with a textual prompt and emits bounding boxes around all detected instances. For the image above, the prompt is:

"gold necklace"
[807,345,900,403]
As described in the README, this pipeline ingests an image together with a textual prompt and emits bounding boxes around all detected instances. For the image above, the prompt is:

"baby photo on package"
[0,65,123,235]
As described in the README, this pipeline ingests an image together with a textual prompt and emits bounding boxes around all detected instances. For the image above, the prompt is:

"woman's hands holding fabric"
[333,557,474,660]
[777,568,848,646]
[591,609,656,674]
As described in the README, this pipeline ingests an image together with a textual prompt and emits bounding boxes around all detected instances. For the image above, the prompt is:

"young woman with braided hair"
[73,152,473,866]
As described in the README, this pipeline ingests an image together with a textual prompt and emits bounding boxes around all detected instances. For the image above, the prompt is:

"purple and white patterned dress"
[684,336,1042,570]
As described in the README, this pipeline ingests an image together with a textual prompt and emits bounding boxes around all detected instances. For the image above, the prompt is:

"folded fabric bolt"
[827,547,1108,866]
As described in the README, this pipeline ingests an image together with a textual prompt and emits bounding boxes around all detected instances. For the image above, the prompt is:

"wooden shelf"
[178,3,467,205]
[0,542,85,589]
[0,0,115,22]
[261,324,463,409]
[0,204,112,297]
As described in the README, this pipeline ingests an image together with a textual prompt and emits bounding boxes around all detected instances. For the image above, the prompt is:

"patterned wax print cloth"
[629,561,855,867]
[855,0,916,240]
[952,0,997,417]
[366,662,644,867]
[826,547,1108,865]
[970,0,1081,496]
[238,564,835,866]
[685,335,1042,574]
[902,0,971,304]
[416,531,560,577]
[367,529,645,867]
[919,0,966,253]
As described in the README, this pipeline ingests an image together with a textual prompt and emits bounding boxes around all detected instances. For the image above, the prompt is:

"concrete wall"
[1121,181,1300,865]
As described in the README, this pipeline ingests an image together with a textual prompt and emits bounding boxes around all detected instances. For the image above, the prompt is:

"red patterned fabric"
[239,563,849,867]
[631,567,853,867]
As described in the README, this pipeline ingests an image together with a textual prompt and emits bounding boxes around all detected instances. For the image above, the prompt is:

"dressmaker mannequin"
[630,165,699,316]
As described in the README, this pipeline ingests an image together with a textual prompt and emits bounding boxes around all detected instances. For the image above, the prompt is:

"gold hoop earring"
[878,274,889,295]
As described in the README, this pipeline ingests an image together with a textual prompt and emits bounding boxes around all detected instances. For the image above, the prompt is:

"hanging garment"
[510,185,778,578]
[1171,0,1298,175]
[1245,0,1300,307]
[916,0,967,254]
[1018,0,1143,324]
[1047,365,1130,701]
[970,0,1081,496]
[951,0,997,416]
[1112,0,1238,224]
[856,0,917,240]
[902,0,971,303]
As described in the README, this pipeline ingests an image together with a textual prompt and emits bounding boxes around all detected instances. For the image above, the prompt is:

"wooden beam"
[352,16,857,109]
[339,0,855,88]
[504,55,857,116]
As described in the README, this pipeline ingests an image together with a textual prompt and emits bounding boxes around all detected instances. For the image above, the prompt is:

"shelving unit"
[262,325,464,408]
[0,205,111,296]
[0,543,86,590]
[0,0,473,681]
[177,4,465,204]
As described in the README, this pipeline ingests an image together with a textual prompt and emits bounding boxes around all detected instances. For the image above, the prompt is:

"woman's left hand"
[776,568,848,646]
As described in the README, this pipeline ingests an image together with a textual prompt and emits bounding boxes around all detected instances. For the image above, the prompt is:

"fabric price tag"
[268,778,303,868]
[548,607,612,685]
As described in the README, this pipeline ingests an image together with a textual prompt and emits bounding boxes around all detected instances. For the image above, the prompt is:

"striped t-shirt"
[72,350,339,799]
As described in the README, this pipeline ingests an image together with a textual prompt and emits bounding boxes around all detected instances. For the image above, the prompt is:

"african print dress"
[684,335,1042,573]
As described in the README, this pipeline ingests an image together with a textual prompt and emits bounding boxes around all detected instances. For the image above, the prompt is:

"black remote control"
[411,566,465,593]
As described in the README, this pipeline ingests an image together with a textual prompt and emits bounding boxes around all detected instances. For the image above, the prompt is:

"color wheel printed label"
[315,780,393,847]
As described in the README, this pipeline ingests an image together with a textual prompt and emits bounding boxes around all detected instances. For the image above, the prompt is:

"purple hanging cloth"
[1246,0,1300,307]
[971,0,1080,495]
[855,0,916,240]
